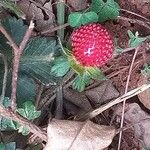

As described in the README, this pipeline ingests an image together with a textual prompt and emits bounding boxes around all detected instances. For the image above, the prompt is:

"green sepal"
[51,56,70,77]
[72,72,91,92]
[86,67,107,80]
[68,56,85,75]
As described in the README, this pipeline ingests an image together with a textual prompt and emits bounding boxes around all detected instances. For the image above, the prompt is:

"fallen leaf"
[64,88,92,111]
[115,103,150,149]
[67,0,88,11]
[138,74,150,110]
[18,0,55,32]
[86,80,119,105]
[44,119,116,150]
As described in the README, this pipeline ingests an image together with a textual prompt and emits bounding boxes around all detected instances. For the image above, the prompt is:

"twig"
[76,83,150,120]
[10,20,34,111]
[120,9,149,21]
[55,85,63,119]
[118,16,150,30]
[0,53,8,104]
[40,23,69,35]
[117,46,140,150]
[0,104,47,142]
[0,25,18,51]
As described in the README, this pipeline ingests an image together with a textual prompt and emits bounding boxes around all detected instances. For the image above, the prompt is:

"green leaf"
[142,64,150,75]
[2,97,11,107]
[86,67,107,80]
[16,75,36,105]
[73,73,91,92]
[51,56,70,77]
[0,97,18,131]
[0,18,27,61]
[4,142,16,150]
[0,17,28,45]
[17,101,41,120]
[18,125,30,135]
[20,37,61,84]
[0,0,25,19]
[91,0,120,22]
[128,30,147,48]
[68,11,98,27]
[0,143,5,150]
[0,117,18,130]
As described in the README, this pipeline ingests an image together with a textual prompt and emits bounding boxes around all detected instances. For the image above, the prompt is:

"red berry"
[71,23,113,67]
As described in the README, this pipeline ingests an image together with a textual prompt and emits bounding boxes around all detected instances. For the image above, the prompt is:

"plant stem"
[0,54,8,104]
[57,0,65,41]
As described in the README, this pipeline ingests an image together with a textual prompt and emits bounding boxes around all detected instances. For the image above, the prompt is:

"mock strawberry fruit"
[71,23,113,67]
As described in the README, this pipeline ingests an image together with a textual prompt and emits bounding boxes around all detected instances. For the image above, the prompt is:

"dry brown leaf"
[86,80,119,105]
[138,75,150,110]
[64,88,92,111]
[115,103,150,148]
[44,119,116,150]
[18,0,55,32]
[67,0,88,11]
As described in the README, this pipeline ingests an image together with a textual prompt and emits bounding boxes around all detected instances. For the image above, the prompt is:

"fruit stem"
[57,0,65,41]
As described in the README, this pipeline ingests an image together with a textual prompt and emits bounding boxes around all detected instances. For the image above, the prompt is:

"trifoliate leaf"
[73,73,91,92]
[86,67,107,80]
[68,11,98,27]
[128,30,147,48]
[17,101,41,120]
[0,0,25,19]
[51,57,70,77]
[91,0,120,22]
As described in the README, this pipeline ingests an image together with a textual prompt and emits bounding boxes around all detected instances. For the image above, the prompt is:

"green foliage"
[69,56,85,74]
[51,56,70,77]
[0,98,40,135]
[1,17,27,45]
[0,142,16,150]
[72,67,107,92]
[128,30,147,48]
[142,64,150,75]
[0,97,18,131]
[73,72,91,92]
[68,11,98,27]
[0,143,5,150]
[16,75,36,105]
[0,0,25,19]
[0,18,27,60]
[91,0,120,22]
[20,37,61,84]
[86,67,107,80]
[17,101,41,120]
[0,17,62,103]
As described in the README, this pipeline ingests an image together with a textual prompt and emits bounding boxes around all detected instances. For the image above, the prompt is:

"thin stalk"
[57,0,65,41]
[0,53,8,104]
